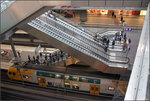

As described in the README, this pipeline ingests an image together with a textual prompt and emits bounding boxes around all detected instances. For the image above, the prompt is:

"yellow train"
[7,65,128,97]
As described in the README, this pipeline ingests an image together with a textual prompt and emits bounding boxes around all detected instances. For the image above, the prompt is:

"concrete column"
[9,36,17,57]
[80,10,87,24]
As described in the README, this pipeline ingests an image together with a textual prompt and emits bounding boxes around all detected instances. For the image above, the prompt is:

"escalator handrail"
[30,18,130,64]
[45,13,124,52]
[51,11,93,36]
[38,15,130,63]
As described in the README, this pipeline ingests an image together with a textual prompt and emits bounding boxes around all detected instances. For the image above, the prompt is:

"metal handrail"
[28,18,130,65]
[46,13,124,52]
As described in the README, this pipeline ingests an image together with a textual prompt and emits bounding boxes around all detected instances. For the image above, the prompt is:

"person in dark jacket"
[112,40,115,49]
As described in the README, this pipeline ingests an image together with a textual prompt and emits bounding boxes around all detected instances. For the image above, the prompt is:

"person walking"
[112,40,115,49]
[123,41,126,51]
[129,38,131,44]
[107,39,110,47]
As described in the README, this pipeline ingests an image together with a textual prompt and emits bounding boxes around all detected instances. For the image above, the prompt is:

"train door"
[90,84,100,95]
[37,77,46,87]
[94,85,100,94]
[90,84,95,94]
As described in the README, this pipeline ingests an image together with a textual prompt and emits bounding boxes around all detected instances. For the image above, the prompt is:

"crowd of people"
[27,50,69,65]
[93,30,131,53]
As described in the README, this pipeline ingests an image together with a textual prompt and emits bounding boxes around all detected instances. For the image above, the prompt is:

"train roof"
[13,63,120,80]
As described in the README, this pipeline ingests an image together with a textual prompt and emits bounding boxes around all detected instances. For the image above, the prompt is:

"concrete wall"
[71,0,149,8]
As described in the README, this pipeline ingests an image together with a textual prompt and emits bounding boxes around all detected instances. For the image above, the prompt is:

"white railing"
[125,3,149,100]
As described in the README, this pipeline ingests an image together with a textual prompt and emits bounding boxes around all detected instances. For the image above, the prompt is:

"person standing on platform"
[17,51,21,58]
[120,16,123,23]
[33,56,36,64]
[123,20,127,30]
[129,38,131,44]
[28,55,31,63]
[112,11,114,17]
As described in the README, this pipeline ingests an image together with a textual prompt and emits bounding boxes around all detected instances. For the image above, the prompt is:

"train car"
[7,65,128,97]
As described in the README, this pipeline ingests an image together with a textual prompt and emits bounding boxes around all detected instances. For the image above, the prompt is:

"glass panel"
[94,79,100,84]
[65,75,70,80]
[56,74,61,79]
[71,76,78,81]
[82,78,88,82]
[13,72,16,75]
[96,87,99,91]
[91,87,94,91]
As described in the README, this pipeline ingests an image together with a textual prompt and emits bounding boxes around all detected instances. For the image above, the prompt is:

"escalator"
[18,14,130,74]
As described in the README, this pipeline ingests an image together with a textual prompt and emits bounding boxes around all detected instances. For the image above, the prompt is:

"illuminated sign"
[125,28,132,31]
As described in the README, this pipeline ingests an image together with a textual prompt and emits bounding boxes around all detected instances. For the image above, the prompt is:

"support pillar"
[9,36,17,57]
[80,10,87,24]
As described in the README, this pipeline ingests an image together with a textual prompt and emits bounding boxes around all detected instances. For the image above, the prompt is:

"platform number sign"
[125,28,132,31]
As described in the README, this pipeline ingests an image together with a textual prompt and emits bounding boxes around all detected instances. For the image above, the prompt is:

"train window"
[13,72,16,75]
[48,82,53,86]
[91,87,94,91]
[61,75,64,79]
[108,87,115,91]
[88,79,94,83]
[52,74,55,78]
[94,80,100,84]
[38,72,44,76]
[82,78,88,83]
[96,87,99,91]
[42,79,45,83]
[56,74,61,79]
[45,73,51,77]
[65,75,70,80]
[72,84,79,90]
[9,72,11,75]
[72,76,78,81]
